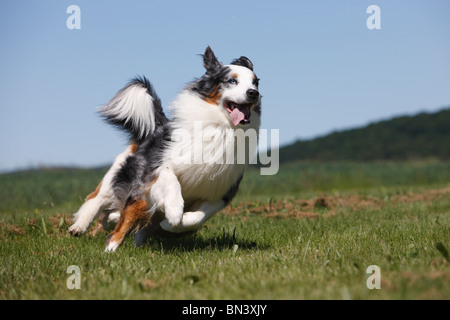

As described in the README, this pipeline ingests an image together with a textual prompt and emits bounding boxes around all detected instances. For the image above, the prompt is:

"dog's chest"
[176,162,245,204]
[166,125,249,203]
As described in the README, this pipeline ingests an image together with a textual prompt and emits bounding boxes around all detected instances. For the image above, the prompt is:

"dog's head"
[192,46,261,127]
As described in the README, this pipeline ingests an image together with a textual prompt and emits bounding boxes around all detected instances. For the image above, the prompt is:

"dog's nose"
[246,89,260,101]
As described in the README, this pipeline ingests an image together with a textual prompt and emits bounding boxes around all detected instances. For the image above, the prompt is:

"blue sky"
[1,0,449,172]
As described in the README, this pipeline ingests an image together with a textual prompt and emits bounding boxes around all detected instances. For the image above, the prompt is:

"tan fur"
[203,85,222,105]
[85,181,102,201]
[108,199,148,247]
[130,143,139,155]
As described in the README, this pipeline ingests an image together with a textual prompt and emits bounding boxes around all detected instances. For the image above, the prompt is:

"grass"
[0,161,449,299]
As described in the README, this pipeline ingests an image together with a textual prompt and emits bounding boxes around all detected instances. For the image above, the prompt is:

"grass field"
[0,161,449,299]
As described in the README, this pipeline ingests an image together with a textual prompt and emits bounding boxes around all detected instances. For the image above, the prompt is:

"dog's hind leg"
[105,198,149,252]
[69,181,105,235]
[69,145,135,235]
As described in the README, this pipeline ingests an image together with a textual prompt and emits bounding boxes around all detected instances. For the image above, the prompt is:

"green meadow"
[0,161,449,299]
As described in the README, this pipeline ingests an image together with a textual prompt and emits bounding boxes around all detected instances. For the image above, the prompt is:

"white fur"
[155,66,261,232]
[69,145,132,235]
[223,65,258,106]
[165,93,257,204]
[99,84,156,140]
[71,63,261,242]
[160,200,226,233]
[105,240,119,252]
[149,166,184,227]
[101,211,121,230]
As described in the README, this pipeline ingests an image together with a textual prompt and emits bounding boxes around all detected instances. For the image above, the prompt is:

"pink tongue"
[230,108,245,126]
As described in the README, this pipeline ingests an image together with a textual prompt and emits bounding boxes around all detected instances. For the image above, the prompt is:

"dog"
[68,47,261,252]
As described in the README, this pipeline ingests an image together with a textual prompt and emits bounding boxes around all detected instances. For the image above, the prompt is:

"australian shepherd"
[69,47,261,252]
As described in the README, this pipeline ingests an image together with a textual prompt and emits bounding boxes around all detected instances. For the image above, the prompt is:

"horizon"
[1,1,450,172]
[2,106,448,174]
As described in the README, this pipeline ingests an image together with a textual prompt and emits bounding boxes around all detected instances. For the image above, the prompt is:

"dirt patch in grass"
[223,187,450,219]
[392,187,450,204]
[1,187,448,237]
[223,193,383,218]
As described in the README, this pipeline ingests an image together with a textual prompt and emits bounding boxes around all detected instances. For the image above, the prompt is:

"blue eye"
[228,78,237,85]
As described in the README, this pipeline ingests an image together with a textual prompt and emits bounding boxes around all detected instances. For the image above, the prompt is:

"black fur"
[231,56,254,71]
[222,174,243,205]
[113,123,172,205]
[189,66,231,100]
[108,47,260,239]
[203,46,222,72]
[134,76,168,129]
[191,48,259,102]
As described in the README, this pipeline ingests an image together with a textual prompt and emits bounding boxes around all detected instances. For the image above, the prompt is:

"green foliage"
[0,167,107,217]
[239,160,450,201]
[279,108,450,163]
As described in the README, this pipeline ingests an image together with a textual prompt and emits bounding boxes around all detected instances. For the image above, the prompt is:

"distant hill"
[278,107,450,163]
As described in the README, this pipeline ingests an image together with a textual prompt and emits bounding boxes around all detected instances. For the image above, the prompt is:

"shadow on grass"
[142,227,270,253]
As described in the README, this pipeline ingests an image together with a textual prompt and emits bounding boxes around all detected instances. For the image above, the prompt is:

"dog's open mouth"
[224,101,252,126]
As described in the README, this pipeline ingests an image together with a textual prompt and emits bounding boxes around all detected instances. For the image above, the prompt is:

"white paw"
[160,211,204,233]
[104,241,119,252]
[68,223,86,235]
[163,207,183,228]
[160,219,182,233]
[101,211,120,231]
[180,211,204,226]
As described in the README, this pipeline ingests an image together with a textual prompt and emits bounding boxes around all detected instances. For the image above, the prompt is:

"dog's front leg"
[160,200,226,233]
[150,166,184,228]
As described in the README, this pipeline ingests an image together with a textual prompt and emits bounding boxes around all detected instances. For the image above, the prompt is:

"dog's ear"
[203,46,222,72]
[231,56,254,71]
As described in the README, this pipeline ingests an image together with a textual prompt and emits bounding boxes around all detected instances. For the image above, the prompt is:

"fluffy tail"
[98,76,168,144]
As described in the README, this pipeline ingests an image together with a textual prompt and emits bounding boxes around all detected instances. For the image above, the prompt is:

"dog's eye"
[228,78,237,85]
[253,78,260,87]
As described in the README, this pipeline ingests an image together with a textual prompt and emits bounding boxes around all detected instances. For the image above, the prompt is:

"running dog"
[69,47,261,252]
